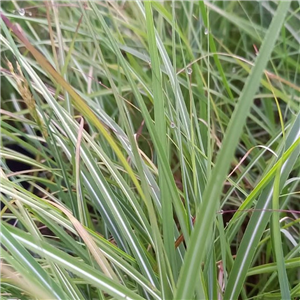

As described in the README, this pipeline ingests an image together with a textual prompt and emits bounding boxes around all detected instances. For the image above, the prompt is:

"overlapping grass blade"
[174,2,291,299]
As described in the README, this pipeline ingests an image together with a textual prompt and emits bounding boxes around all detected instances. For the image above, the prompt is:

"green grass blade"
[271,160,291,299]
[145,2,175,297]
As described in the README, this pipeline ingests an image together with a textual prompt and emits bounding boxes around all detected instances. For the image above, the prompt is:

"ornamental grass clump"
[1,1,299,299]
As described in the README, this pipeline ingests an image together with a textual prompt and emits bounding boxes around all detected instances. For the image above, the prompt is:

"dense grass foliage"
[1,1,299,299]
